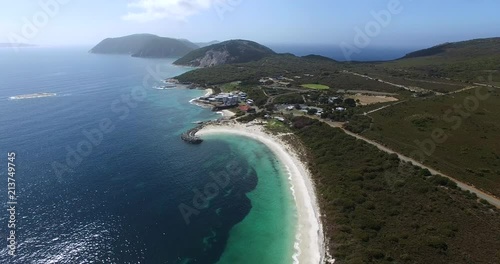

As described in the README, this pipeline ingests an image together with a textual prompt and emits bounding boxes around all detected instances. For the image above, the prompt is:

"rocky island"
[89,34,198,58]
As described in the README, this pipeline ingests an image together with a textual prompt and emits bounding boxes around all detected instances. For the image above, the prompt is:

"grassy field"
[363,88,500,197]
[289,117,500,263]
[265,119,291,134]
[219,81,241,92]
[301,83,330,90]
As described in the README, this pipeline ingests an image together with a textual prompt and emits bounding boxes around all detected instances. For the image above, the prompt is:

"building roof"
[239,105,251,112]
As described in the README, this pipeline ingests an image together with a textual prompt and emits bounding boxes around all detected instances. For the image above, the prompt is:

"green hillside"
[384,38,500,83]
[173,39,276,67]
[89,34,196,58]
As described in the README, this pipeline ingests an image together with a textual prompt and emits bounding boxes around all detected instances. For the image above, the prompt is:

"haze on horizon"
[1,0,499,50]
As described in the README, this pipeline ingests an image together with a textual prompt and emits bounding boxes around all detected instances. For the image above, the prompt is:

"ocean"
[267,43,413,61]
[0,47,295,263]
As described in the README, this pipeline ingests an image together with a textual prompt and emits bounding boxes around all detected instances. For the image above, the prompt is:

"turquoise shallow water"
[0,47,297,263]
[208,135,297,264]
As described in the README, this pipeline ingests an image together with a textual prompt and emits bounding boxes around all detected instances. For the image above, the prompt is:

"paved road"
[320,119,500,209]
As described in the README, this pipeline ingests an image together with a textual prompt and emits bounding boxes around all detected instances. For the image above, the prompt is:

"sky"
[1,0,499,50]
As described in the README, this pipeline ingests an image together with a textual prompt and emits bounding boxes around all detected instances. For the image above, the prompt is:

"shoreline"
[188,88,214,109]
[196,121,326,264]
[189,88,236,118]
[204,88,214,97]
[216,110,236,118]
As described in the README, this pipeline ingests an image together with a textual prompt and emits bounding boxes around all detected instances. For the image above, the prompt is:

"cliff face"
[89,34,197,58]
[196,50,231,67]
[174,40,276,67]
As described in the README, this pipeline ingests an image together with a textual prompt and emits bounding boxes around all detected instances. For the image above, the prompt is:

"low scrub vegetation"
[290,117,500,263]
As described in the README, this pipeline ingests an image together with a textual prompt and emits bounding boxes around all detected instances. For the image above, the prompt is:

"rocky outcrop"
[196,50,231,67]
[181,125,205,144]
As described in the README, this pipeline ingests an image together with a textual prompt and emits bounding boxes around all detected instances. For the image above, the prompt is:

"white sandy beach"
[217,110,236,117]
[196,121,326,264]
[204,88,214,97]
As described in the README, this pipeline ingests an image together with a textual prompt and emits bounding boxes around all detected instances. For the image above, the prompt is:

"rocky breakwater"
[181,125,204,144]
[181,120,225,144]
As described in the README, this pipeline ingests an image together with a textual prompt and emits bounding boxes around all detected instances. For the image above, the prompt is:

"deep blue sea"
[267,43,413,61]
[0,47,295,263]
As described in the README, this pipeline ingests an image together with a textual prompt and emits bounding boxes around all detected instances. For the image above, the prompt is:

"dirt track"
[321,119,500,209]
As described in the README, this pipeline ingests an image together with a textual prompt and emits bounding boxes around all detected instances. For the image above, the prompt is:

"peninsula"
[177,36,500,263]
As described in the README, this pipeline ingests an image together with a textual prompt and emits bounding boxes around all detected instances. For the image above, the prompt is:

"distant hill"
[178,39,201,50]
[302,54,337,62]
[173,40,276,67]
[385,37,500,82]
[400,38,500,60]
[194,41,220,48]
[89,34,197,58]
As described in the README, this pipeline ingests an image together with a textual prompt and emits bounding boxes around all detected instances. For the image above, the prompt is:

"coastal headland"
[174,36,500,263]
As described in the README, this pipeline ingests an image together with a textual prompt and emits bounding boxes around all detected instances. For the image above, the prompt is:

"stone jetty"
[181,125,204,144]
[181,120,225,144]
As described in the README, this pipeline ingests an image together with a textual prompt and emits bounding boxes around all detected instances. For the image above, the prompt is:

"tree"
[307,108,318,115]
[344,98,356,107]
[265,104,275,112]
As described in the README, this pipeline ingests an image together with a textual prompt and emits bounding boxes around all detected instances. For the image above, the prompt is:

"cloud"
[122,0,216,22]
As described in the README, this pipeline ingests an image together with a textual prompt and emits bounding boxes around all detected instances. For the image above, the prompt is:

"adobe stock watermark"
[213,0,243,20]
[340,0,410,61]
[51,64,171,182]
[409,75,495,162]
[179,160,242,225]
[5,0,72,51]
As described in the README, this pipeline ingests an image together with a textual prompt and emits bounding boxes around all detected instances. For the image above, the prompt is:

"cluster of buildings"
[282,104,324,116]
[197,91,254,110]
[280,104,346,117]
